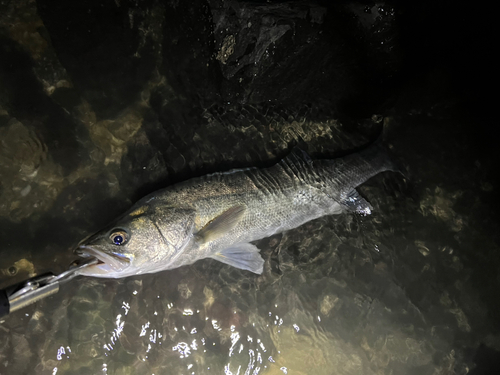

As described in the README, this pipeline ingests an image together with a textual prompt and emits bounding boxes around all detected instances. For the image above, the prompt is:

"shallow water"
[3,111,496,375]
[1,1,499,374]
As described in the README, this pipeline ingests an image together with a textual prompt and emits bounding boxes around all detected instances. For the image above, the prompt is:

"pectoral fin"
[210,243,264,274]
[342,189,372,216]
[195,205,246,243]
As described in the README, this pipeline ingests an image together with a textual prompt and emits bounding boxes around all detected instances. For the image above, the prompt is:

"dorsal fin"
[278,147,315,184]
[285,147,313,165]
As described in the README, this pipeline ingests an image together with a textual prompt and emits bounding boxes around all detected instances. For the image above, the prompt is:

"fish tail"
[359,138,398,174]
[359,123,406,178]
[325,126,406,189]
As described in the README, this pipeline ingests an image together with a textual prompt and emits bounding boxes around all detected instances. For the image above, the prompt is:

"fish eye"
[109,230,128,246]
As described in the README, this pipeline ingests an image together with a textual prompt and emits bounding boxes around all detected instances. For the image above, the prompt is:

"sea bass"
[76,141,398,278]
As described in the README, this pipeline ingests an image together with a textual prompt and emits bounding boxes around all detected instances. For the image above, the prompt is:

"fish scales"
[75,141,398,278]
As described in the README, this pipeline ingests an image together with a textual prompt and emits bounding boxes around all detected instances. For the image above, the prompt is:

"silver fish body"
[76,142,397,278]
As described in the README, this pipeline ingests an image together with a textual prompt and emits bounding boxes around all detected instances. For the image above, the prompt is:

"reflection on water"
[2,114,493,374]
[1,115,492,375]
[45,273,367,375]
[1,0,498,374]
[3,154,481,375]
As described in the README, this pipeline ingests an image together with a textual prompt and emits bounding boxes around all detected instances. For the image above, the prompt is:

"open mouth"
[76,246,131,273]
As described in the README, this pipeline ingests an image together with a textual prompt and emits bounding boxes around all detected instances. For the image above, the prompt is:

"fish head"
[75,203,196,278]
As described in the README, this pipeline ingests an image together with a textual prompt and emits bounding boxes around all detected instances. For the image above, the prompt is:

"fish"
[75,140,399,278]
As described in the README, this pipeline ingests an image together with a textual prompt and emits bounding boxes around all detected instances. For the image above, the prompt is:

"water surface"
[1,1,498,374]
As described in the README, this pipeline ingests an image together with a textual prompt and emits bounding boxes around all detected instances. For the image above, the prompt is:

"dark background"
[0,0,498,373]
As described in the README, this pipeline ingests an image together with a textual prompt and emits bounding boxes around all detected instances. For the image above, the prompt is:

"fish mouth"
[76,246,131,273]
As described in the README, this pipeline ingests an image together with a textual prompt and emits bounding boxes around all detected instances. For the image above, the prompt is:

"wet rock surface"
[0,1,498,374]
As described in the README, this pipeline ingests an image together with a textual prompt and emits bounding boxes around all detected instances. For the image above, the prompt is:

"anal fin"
[342,189,372,216]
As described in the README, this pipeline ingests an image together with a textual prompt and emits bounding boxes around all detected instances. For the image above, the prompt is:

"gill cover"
[150,207,197,251]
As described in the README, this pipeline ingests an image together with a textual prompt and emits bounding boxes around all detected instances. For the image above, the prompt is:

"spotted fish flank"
[76,140,398,278]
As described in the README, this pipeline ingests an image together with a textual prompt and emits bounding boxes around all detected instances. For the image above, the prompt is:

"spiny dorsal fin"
[195,205,246,243]
[279,147,315,182]
[285,147,313,165]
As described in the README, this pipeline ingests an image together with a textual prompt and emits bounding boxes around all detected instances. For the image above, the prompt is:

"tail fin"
[358,138,398,174]
[313,119,406,192]
[359,122,406,178]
